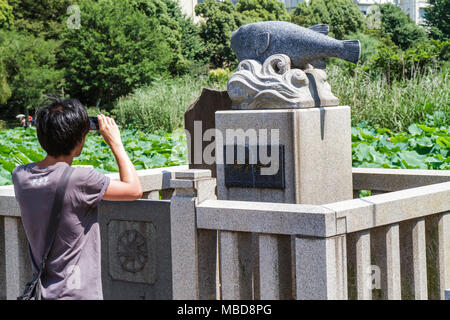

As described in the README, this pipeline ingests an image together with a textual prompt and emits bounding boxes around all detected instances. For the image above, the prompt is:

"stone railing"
[172,168,450,300]
[0,166,449,300]
[0,165,187,300]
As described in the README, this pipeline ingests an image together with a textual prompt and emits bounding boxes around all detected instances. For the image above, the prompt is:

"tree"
[291,0,365,39]
[196,0,246,68]
[378,3,427,50]
[0,0,13,28]
[235,0,290,22]
[424,0,449,40]
[0,30,64,117]
[60,0,176,108]
[157,0,206,65]
[8,0,74,39]
[0,62,12,105]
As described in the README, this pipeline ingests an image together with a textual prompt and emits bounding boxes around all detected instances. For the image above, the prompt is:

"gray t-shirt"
[12,162,110,300]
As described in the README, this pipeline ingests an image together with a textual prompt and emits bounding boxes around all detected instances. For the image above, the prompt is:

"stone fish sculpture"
[227,21,361,109]
[231,21,360,69]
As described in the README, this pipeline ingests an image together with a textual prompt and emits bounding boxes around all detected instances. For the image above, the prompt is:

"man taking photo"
[12,98,143,299]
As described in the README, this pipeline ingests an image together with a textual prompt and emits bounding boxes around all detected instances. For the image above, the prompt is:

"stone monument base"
[215,106,353,205]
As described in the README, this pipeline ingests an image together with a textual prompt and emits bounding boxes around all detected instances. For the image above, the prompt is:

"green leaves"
[0,127,188,186]
[352,119,449,170]
[0,116,448,187]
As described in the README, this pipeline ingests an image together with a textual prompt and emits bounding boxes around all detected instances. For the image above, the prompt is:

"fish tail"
[341,40,361,64]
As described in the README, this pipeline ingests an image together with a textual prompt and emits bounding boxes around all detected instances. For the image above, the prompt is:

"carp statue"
[227,21,361,109]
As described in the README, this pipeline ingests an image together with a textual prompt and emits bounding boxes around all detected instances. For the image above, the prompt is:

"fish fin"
[254,32,270,55]
[310,59,327,69]
[309,24,329,35]
[342,40,361,64]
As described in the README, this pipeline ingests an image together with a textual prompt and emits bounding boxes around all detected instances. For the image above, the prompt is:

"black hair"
[35,98,90,157]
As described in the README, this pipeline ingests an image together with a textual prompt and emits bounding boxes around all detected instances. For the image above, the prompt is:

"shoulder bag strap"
[37,165,74,273]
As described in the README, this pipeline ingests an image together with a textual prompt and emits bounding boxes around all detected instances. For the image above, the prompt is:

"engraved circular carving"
[117,229,148,273]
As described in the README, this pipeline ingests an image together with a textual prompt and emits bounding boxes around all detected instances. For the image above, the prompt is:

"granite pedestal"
[215,106,353,205]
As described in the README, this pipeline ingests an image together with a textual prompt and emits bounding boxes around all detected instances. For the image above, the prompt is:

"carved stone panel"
[108,220,156,284]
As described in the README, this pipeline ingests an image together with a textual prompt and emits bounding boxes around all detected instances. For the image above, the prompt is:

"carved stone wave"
[227,54,339,110]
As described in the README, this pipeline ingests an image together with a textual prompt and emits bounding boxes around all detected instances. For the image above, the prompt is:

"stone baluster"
[170,169,217,300]
[371,224,401,300]
[356,230,371,300]
[3,217,32,300]
[295,234,347,300]
[438,212,450,300]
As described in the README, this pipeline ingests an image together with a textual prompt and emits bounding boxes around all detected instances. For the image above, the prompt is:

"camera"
[89,117,99,130]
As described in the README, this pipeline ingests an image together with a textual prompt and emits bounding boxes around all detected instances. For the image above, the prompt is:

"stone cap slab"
[174,169,212,180]
[324,181,450,233]
[353,167,450,192]
[196,199,336,237]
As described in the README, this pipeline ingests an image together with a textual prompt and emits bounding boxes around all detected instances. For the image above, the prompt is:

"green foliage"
[291,0,366,39]
[196,0,245,68]
[0,0,13,28]
[0,127,188,185]
[378,3,427,50]
[8,0,74,39]
[364,39,449,81]
[128,0,202,74]
[352,114,449,170]
[1,113,447,186]
[60,0,176,108]
[0,30,64,117]
[235,0,290,22]
[208,68,232,87]
[329,63,449,132]
[0,61,12,104]
[113,75,225,133]
[424,0,449,40]
[291,0,330,29]
[74,129,188,172]
[343,32,380,65]
[162,0,206,64]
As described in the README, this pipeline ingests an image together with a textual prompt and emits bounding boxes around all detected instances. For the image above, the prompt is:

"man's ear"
[73,136,86,157]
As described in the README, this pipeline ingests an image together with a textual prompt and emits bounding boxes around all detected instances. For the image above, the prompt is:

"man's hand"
[98,114,122,149]
[98,114,143,201]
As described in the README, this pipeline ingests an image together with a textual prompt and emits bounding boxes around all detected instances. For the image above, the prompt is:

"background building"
[353,0,429,24]
[177,0,429,25]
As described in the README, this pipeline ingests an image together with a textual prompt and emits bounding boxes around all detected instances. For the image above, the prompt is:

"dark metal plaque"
[224,144,285,189]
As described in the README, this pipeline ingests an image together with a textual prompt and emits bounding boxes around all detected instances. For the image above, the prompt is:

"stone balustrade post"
[295,233,348,300]
[3,217,32,300]
[170,169,217,300]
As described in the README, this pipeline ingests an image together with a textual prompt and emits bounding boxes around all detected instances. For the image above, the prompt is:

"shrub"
[208,68,232,87]
[60,0,176,108]
[291,0,366,39]
[364,39,449,81]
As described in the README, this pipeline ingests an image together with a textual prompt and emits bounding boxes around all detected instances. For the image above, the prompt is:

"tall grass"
[113,75,224,133]
[328,63,449,131]
[114,64,448,133]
